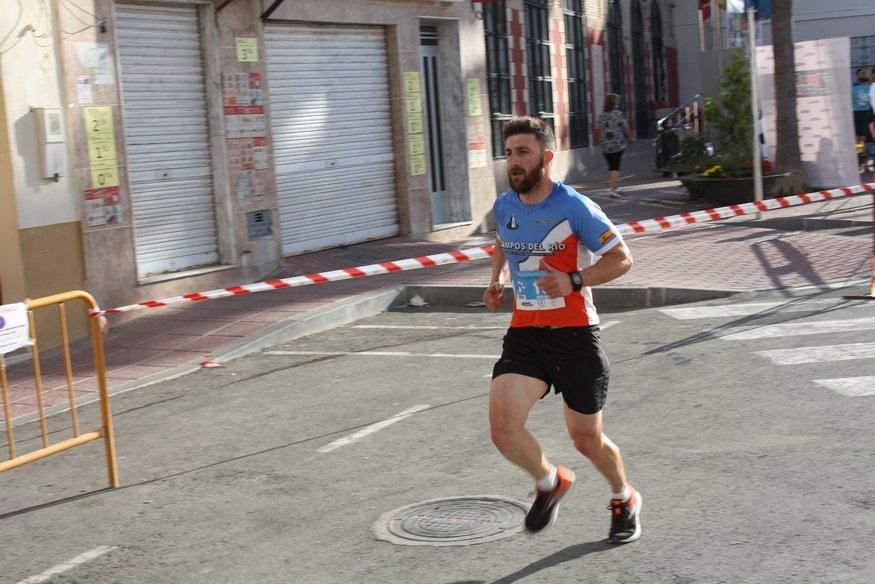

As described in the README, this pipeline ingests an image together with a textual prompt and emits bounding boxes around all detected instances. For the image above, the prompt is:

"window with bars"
[563,0,588,147]
[651,1,666,102]
[525,0,554,130]
[484,1,512,158]
[607,0,624,101]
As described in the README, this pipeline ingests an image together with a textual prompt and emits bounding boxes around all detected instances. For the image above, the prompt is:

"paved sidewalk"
[1,178,872,426]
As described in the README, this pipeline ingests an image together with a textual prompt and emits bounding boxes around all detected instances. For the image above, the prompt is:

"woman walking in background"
[598,93,632,198]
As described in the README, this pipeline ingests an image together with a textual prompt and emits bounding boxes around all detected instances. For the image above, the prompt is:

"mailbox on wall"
[32,107,67,181]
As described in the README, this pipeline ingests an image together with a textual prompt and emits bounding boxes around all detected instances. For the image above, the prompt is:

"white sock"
[536,465,558,492]
[612,484,632,501]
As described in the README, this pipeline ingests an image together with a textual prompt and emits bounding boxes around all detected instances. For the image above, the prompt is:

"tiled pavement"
[2,171,873,425]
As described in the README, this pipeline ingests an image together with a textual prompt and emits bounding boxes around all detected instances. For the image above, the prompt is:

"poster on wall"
[83,186,123,227]
[757,38,857,188]
[236,38,259,62]
[83,106,120,188]
[75,42,115,85]
[0,303,31,355]
[223,73,267,138]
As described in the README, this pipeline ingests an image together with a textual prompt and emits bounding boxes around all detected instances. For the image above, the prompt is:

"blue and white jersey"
[494,182,623,327]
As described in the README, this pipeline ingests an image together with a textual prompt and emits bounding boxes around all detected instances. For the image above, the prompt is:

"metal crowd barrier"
[0,291,119,488]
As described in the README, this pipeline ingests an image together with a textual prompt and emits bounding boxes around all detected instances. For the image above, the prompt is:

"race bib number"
[512,270,566,311]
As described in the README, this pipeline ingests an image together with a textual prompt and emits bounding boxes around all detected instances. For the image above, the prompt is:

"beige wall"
[0,1,84,313]
[19,223,89,347]
[54,0,284,313]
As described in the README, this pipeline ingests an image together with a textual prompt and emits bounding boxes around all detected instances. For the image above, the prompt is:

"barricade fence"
[0,291,119,488]
[89,182,875,318]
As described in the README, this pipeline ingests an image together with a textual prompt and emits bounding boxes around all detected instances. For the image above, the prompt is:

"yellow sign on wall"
[236,38,259,62]
[466,79,483,116]
[84,107,119,188]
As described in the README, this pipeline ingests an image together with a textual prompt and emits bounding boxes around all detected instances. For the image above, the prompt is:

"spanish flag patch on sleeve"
[598,228,615,245]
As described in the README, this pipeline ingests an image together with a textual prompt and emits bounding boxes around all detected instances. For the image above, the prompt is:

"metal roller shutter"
[265,24,399,256]
[116,3,219,278]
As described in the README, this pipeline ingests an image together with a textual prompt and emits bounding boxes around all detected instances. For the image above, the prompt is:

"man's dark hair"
[502,116,555,151]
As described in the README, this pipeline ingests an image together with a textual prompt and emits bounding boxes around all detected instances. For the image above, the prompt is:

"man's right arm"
[483,237,507,311]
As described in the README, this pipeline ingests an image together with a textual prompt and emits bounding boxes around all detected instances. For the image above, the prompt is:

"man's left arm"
[580,240,633,286]
[536,240,633,297]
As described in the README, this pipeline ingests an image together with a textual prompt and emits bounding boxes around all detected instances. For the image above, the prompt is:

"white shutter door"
[116,3,219,278]
[265,24,399,256]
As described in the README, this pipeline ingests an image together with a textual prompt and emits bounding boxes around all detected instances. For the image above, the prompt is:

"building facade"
[1,0,681,323]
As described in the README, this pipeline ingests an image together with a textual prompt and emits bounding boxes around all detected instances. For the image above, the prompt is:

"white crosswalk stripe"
[712,317,875,341]
[660,300,874,397]
[813,377,875,397]
[754,342,875,365]
[660,299,870,320]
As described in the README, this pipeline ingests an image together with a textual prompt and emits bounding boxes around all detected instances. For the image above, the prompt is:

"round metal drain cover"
[375,495,527,546]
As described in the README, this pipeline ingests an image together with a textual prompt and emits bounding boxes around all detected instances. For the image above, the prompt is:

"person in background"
[852,69,871,144]
[870,67,875,117]
[598,93,632,199]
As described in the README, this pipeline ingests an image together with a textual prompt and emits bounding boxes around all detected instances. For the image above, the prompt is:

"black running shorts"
[491,326,610,415]
[603,150,624,171]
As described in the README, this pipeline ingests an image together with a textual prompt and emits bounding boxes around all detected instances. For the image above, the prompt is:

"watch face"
[569,271,583,290]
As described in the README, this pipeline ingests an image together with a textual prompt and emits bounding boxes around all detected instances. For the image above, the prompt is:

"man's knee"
[490,421,524,454]
[569,426,602,458]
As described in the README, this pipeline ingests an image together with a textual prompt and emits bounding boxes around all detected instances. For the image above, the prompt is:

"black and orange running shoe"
[608,488,642,543]
[524,465,575,533]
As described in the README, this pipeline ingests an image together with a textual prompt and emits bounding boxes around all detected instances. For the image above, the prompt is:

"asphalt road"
[1,286,873,583]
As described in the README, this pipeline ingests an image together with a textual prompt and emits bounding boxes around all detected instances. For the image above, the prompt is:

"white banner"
[757,38,858,188]
[0,303,32,355]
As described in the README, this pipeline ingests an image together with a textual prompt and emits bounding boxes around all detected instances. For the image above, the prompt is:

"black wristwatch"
[568,271,583,292]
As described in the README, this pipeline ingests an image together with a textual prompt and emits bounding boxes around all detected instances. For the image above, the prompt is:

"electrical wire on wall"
[59,0,107,38]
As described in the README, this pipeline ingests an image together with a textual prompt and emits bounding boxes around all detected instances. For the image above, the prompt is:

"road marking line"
[318,405,431,453]
[16,546,116,584]
[354,325,507,330]
[814,377,875,397]
[713,317,875,340]
[265,350,499,359]
[600,320,618,329]
[755,342,875,365]
[661,299,870,320]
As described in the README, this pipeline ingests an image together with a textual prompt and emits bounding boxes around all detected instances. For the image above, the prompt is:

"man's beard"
[508,158,545,194]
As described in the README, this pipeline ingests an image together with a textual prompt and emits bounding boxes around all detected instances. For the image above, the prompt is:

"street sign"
[745,0,771,20]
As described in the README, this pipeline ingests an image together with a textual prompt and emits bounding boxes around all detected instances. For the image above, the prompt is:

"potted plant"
[670,51,798,204]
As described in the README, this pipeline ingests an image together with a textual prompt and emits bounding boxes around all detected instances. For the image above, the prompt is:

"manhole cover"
[375,495,527,547]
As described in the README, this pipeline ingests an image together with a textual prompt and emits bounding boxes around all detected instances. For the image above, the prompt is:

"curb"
[397,285,739,311]
[2,287,402,431]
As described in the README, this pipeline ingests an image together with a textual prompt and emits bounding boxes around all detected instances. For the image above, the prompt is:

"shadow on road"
[486,540,617,583]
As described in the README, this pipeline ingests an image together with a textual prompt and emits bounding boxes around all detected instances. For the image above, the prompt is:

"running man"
[483,116,641,543]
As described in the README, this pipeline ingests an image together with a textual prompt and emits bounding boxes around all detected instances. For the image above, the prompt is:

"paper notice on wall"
[223,73,264,112]
[408,110,423,134]
[236,38,259,62]
[84,186,123,227]
[0,303,32,355]
[84,107,120,188]
[77,76,93,105]
[468,137,488,169]
[466,79,483,116]
[75,42,114,85]
[233,170,266,202]
[410,154,426,176]
[404,72,421,98]
[228,137,270,171]
[409,134,425,156]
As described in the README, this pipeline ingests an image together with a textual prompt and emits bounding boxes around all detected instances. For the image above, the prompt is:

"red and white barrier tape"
[89,182,874,318]
[618,182,874,235]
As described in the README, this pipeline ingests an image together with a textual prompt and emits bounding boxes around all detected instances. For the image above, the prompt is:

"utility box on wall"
[32,107,67,181]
